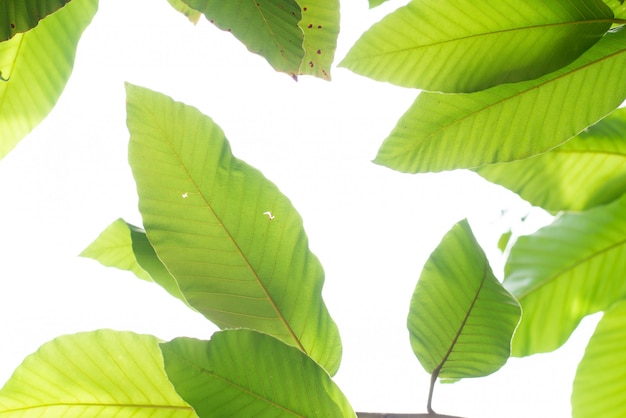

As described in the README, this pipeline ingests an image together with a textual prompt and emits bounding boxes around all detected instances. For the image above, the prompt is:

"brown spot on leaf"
[317,25,322,29]
[309,61,314,67]
[10,23,15,29]
[316,49,321,54]
[303,7,308,11]
[307,24,313,28]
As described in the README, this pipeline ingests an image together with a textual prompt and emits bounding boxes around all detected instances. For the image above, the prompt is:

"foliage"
[2,0,626,417]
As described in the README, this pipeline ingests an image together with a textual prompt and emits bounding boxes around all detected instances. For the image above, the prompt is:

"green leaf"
[475,107,626,212]
[408,219,521,381]
[368,0,389,8]
[80,218,152,282]
[572,300,626,418]
[0,330,196,417]
[604,0,626,19]
[81,218,194,309]
[375,27,626,173]
[126,83,342,375]
[504,194,626,357]
[341,0,612,93]
[167,0,201,24]
[0,0,71,41]
[161,330,355,418]
[498,230,512,253]
[296,0,340,80]
[182,0,304,79]
[0,0,97,160]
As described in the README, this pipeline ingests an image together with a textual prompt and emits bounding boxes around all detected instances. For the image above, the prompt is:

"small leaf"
[0,330,196,417]
[0,0,71,41]
[295,0,340,80]
[167,0,201,24]
[341,0,612,92]
[498,230,512,253]
[375,27,626,173]
[572,300,626,418]
[182,0,305,78]
[408,219,521,380]
[475,107,626,212]
[0,0,98,160]
[126,83,342,375]
[505,194,626,356]
[161,330,355,418]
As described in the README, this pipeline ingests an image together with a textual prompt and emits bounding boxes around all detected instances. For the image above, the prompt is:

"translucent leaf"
[504,194,626,356]
[161,330,355,417]
[572,300,626,418]
[375,27,626,173]
[0,0,71,41]
[167,0,201,24]
[296,0,340,80]
[475,107,626,212]
[408,219,521,380]
[182,0,304,79]
[604,0,626,19]
[126,83,342,375]
[341,0,612,93]
[0,0,97,160]
[0,330,196,417]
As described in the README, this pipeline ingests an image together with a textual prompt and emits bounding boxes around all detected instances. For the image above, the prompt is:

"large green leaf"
[181,0,304,79]
[504,194,626,357]
[81,218,194,309]
[475,107,626,212]
[572,300,626,418]
[408,220,521,381]
[0,0,97,160]
[0,330,196,417]
[167,0,201,24]
[295,0,340,80]
[161,330,355,417]
[341,0,612,93]
[0,0,71,41]
[375,26,626,173]
[126,83,342,375]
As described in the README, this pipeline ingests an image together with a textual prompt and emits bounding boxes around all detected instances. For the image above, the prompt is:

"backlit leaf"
[0,0,98,160]
[296,0,340,80]
[0,330,196,417]
[161,330,355,417]
[167,0,201,24]
[341,0,612,92]
[475,107,626,212]
[0,0,71,41]
[504,194,626,356]
[375,27,626,173]
[126,83,342,375]
[408,219,521,380]
[572,300,626,418]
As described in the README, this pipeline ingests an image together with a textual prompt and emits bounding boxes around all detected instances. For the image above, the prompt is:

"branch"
[356,413,466,418]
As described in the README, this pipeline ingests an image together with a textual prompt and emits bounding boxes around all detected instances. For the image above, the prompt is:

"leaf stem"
[427,370,439,414]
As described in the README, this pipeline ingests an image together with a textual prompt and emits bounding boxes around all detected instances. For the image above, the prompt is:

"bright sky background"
[0,1,600,417]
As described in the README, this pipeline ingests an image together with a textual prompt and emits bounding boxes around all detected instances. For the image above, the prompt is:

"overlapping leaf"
[167,0,201,24]
[504,194,626,357]
[341,0,612,93]
[182,0,304,78]
[604,0,626,20]
[295,0,339,80]
[0,0,71,41]
[408,220,521,381]
[81,218,193,309]
[126,84,342,375]
[161,330,355,417]
[475,107,626,212]
[0,0,97,160]
[572,300,626,418]
[375,27,626,173]
[0,330,196,417]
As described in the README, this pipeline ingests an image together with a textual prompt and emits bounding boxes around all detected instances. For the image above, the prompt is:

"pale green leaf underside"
[161,331,355,418]
[408,219,521,380]
[296,0,339,80]
[0,330,196,417]
[0,0,70,41]
[475,107,626,212]
[375,27,626,173]
[182,0,304,79]
[341,0,612,93]
[505,194,626,357]
[0,0,97,160]
[572,300,626,418]
[167,0,201,24]
[80,218,152,281]
[126,83,342,375]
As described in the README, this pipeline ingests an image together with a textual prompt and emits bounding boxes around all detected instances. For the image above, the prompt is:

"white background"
[0,1,599,416]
